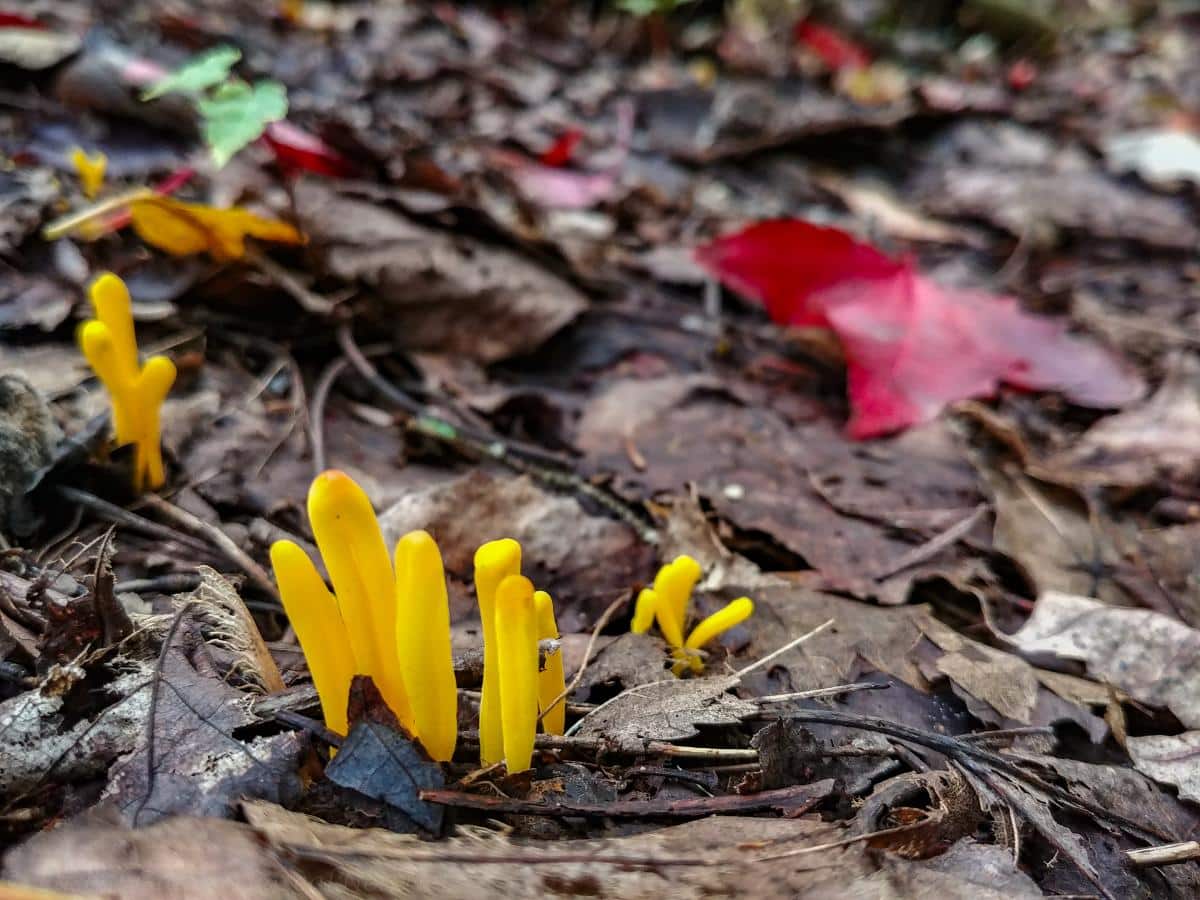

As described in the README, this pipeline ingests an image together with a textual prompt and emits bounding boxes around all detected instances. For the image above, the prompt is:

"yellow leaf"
[70,147,107,199]
[128,196,304,262]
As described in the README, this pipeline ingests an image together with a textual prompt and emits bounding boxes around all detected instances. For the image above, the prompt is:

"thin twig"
[736,619,835,678]
[309,356,350,476]
[754,682,884,704]
[56,485,211,556]
[872,504,987,581]
[141,495,278,599]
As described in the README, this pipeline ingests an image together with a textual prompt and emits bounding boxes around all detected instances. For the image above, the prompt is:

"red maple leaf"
[696,220,1144,438]
[793,20,871,72]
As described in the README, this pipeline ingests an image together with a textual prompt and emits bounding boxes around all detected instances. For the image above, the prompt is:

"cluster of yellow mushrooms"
[81,273,755,772]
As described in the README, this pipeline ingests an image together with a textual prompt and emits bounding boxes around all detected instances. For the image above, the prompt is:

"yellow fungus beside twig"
[534,590,566,736]
[495,573,539,772]
[473,538,521,765]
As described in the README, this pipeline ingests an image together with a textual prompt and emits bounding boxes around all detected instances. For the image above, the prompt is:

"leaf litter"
[4,1,1200,897]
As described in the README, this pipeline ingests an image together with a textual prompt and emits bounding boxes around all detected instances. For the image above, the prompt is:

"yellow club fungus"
[79,273,176,491]
[678,597,755,675]
[307,470,414,734]
[394,529,458,761]
[473,538,521,766]
[269,540,356,735]
[632,555,754,674]
[534,590,566,736]
[494,573,538,773]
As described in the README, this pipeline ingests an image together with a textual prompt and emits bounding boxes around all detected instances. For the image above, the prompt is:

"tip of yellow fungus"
[307,469,368,519]
[679,596,755,674]
[671,555,703,580]
[79,319,114,357]
[474,537,522,573]
[89,272,127,306]
[630,587,658,634]
[140,354,177,397]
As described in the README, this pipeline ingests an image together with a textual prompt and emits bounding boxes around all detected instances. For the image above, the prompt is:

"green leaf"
[197,79,288,168]
[141,45,241,101]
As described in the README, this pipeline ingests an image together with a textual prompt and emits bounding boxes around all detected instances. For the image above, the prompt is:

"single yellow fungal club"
[632,555,755,675]
[495,574,539,773]
[534,590,566,736]
[473,538,521,766]
[79,273,176,491]
[394,529,458,762]
[307,470,414,736]
[70,146,107,199]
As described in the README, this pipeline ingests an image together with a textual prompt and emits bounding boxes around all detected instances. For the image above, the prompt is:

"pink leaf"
[696,219,1144,438]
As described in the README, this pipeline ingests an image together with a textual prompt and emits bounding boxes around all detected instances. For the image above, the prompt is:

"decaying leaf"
[981,463,1126,603]
[3,811,301,900]
[1038,353,1200,489]
[128,195,304,262]
[324,678,445,834]
[294,179,587,362]
[1008,591,1200,727]
[1127,733,1200,804]
[101,613,305,824]
[573,675,758,750]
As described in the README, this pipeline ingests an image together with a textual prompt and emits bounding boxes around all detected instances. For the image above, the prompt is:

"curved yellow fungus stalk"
[630,587,658,634]
[269,540,356,735]
[653,555,703,642]
[678,597,755,675]
[307,470,414,733]
[132,355,176,492]
[71,147,107,199]
[394,530,457,761]
[473,538,521,765]
[494,574,538,772]
[533,590,566,736]
[80,273,175,490]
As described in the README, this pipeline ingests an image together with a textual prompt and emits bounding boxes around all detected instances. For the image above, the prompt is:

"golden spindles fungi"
[653,555,703,643]
[678,597,755,675]
[269,540,356,735]
[631,555,755,675]
[494,573,538,773]
[630,587,658,634]
[307,470,414,733]
[473,538,521,765]
[533,590,566,736]
[394,530,458,761]
[79,273,175,491]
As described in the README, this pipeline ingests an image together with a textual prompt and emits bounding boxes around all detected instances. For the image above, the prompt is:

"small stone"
[723,483,745,501]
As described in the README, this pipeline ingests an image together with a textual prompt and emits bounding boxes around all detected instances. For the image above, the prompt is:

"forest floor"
[3,1,1200,898]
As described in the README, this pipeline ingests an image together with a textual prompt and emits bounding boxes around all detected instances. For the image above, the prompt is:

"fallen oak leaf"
[571,675,758,752]
[128,195,304,262]
[696,219,1143,438]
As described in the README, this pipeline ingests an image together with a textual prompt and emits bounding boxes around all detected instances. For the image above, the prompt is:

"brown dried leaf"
[3,812,303,900]
[101,616,305,824]
[1008,591,1200,727]
[572,675,758,750]
[1038,354,1200,489]
[294,179,587,362]
[1127,733,1200,804]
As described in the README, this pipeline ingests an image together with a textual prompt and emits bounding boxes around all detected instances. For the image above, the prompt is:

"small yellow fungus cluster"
[79,273,176,492]
[70,146,107,199]
[271,470,566,772]
[632,555,754,674]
